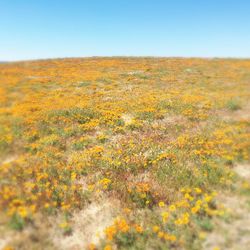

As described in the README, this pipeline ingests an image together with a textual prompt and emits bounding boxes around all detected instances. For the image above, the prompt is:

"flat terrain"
[0,58,249,250]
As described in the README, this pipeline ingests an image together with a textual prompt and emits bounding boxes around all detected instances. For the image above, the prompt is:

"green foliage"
[197,217,214,232]
[226,99,241,111]
[9,214,25,231]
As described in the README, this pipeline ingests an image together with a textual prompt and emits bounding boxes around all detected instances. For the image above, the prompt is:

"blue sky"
[1,0,250,61]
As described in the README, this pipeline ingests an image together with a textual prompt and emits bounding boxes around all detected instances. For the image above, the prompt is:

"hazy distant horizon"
[2,55,250,63]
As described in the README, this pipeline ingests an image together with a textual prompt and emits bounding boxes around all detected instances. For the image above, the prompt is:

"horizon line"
[2,55,250,63]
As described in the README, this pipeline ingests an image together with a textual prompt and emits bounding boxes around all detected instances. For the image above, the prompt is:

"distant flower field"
[0,58,249,250]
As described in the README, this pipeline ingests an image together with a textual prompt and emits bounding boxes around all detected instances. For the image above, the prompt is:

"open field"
[0,57,250,250]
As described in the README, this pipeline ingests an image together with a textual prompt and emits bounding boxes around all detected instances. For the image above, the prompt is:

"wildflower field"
[0,57,249,250]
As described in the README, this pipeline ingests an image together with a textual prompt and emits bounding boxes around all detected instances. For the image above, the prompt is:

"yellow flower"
[105,225,117,241]
[158,231,164,238]
[204,194,212,202]
[191,205,200,214]
[99,178,111,189]
[242,182,249,189]
[59,222,68,229]
[196,199,202,206]
[61,203,70,211]
[116,218,129,233]
[104,245,112,250]
[88,243,96,250]
[161,211,169,223]
[169,234,176,242]
[2,246,14,250]
[164,233,176,242]
[184,193,194,201]
[176,199,190,208]
[213,247,220,250]
[158,201,165,207]
[175,212,189,225]
[194,187,202,194]
[152,225,160,233]
[123,208,131,214]
[71,172,76,181]
[18,206,28,218]
[88,184,95,191]
[169,205,176,211]
[44,203,50,209]
[199,232,207,239]
[134,224,143,233]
